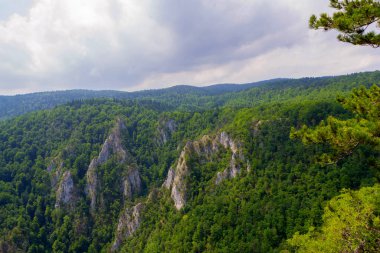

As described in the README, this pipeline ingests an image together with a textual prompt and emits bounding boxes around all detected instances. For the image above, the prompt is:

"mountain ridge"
[1,71,378,120]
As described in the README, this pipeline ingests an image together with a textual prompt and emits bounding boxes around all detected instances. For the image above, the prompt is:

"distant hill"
[0,71,379,120]
[0,82,259,120]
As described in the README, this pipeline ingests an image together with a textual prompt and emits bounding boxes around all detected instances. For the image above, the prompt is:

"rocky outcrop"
[123,166,142,200]
[111,203,144,252]
[55,171,75,208]
[163,167,175,189]
[156,119,177,145]
[47,159,64,188]
[86,160,98,211]
[215,132,245,184]
[164,132,248,210]
[93,118,127,165]
[86,118,137,212]
[252,120,263,136]
[170,148,189,210]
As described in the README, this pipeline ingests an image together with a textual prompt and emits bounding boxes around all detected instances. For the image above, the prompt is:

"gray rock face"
[164,132,248,210]
[170,148,190,210]
[163,167,174,189]
[86,160,98,211]
[215,132,246,184]
[86,118,132,212]
[47,160,64,188]
[215,168,229,185]
[98,118,128,164]
[111,203,144,252]
[156,119,177,145]
[123,167,142,200]
[252,120,263,136]
[55,171,74,208]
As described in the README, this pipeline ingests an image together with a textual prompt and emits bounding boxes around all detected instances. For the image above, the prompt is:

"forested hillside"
[0,81,259,120]
[1,71,379,120]
[0,71,379,252]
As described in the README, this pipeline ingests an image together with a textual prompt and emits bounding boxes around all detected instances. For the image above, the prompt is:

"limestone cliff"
[47,159,64,189]
[111,203,144,252]
[122,166,142,200]
[164,132,248,210]
[215,132,246,184]
[55,171,75,208]
[169,147,189,210]
[156,118,177,145]
[162,167,174,189]
[85,118,142,212]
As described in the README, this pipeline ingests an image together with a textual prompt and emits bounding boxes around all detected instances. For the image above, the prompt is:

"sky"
[0,0,379,95]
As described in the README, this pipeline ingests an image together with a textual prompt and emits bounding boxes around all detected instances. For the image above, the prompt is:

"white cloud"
[0,0,379,95]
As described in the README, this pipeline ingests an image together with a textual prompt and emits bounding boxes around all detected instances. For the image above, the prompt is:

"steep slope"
[120,118,378,253]
[164,132,247,210]
[85,118,141,212]
[0,72,379,252]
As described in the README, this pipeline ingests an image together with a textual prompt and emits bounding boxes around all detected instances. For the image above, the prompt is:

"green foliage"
[121,117,376,253]
[1,72,380,120]
[288,185,380,253]
[0,72,379,252]
[310,0,380,47]
[290,85,380,164]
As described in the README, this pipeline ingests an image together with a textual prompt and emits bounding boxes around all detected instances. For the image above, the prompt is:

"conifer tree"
[292,0,380,164]
[310,0,380,47]
[288,185,380,253]
[290,85,380,164]
[289,2,380,252]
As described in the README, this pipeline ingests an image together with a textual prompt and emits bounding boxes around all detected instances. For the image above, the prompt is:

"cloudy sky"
[0,0,379,95]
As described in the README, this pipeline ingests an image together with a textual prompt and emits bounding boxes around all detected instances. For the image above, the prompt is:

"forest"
[1,0,380,252]
[0,71,379,120]
[0,70,379,252]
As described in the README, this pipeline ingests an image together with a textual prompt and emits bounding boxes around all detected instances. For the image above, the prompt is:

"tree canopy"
[310,0,380,47]
[288,185,380,253]
[290,85,380,164]
[287,3,380,252]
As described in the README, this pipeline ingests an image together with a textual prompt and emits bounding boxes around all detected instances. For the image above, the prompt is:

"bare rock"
[123,167,142,200]
[252,120,263,136]
[170,149,189,210]
[163,167,175,189]
[55,171,74,208]
[98,118,127,164]
[215,169,229,185]
[156,119,177,145]
[111,203,144,252]
[86,159,98,211]
[47,160,64,188]
[164,131,246,210]
[215,132,246,184]
[86,118,129,212]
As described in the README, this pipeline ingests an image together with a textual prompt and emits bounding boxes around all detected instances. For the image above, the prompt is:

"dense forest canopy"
[288,1,380,251]
[0,1,380,252]
[0,72,379,120]
[0,71,379,252]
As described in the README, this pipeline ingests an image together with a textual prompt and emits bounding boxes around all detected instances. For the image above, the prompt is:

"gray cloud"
[0,0,379,95]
